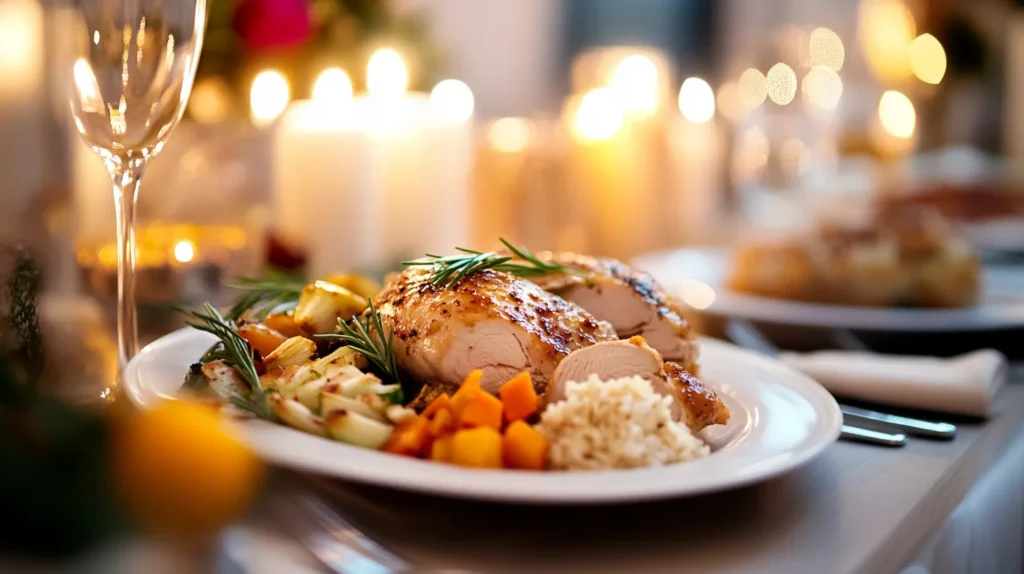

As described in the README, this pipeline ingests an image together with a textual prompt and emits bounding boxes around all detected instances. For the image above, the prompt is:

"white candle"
[668,78,725,245]
[0,0,46,218]
[271,51,474,275]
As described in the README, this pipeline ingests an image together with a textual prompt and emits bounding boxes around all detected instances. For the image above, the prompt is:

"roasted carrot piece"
[502,420,548,470]
[458,392,503,430]
[498,371,538,422]
[422,393,452,418]
[449,427,502,469]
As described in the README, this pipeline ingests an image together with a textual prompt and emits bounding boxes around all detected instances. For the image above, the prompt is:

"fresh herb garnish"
[402,238,572,287]
[318,300,400,389]
[225,271,305,321]
[180,303,272,419]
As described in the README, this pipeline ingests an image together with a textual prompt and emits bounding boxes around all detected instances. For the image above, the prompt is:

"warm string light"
[802,66,843,111]
[173,239,196,263]
[859,0,916,83]
[766,63,797,106]
[250,70,289,126]
[738,68,767,111]
[808,27,845,71]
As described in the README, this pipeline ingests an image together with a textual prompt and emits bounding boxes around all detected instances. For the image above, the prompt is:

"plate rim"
[634,247,1024,332]
[125,329,842,504]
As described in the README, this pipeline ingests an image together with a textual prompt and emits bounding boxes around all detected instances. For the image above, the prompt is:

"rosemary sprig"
[225,271,305,321]
[181,303,272,419]
[318,300,400,386]
[402,238,572,286]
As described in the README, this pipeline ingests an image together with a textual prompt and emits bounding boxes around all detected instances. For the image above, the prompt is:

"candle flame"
[678,77,715,123]
[250,70,289,127]
[573,88,624,141]
[429,79,474,124]
[367,48,408,100]
[312,68,353,105]
[608,54,659,115]
[489,117,533,153]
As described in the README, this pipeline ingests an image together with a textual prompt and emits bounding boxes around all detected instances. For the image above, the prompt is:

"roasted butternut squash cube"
[428,408,455,436]
[458,391,503,430]
[422,393,452,419]
[450,370,483,417]
[449,427,502,469]
[384,416,430,456]
[430,434,453,463]
[502,420,548,470]
[498,371,538,422]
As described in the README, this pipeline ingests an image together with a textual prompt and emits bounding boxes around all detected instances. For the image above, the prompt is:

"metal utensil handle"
[840,424,907,447]
[841,406,957,440]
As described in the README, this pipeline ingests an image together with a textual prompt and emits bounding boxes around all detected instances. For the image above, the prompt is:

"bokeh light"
[878,90,916,139]
[429,79,475,124]
[733,127,770,183]
[312,68,353,105]
[679,280,716,310]
[249,70,289,126]
[738,68,768,111]
[766,63,797,106]
[808,27,845,71]
[367,48,408,100]
[173,240,196,264]
[909,33,946,85]
[859,0,916,83]
[488,117,533,153]
[573,88,624,141]
[189,78,232,124]
[801,66,843,111]
[678,77,716,123]
[608,54,660,115]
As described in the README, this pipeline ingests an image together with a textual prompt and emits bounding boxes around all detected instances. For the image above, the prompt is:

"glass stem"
[109,156,147,370]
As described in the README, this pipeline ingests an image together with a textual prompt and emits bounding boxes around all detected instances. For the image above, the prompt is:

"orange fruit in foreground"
[111,400,264,536]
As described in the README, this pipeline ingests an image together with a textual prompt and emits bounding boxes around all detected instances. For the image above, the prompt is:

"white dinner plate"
[634,248,1024,332]
[125,328,840,504]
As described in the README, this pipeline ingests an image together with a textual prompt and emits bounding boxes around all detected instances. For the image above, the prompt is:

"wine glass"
[67,0,206,378]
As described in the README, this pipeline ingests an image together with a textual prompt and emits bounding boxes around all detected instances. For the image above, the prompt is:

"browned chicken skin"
[530,253,700,374]
[375,267,618,404]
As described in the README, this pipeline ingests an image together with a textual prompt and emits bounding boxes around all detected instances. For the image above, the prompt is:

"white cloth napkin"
[778,349,1009,417]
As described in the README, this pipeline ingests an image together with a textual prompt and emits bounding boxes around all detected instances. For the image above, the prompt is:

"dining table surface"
[11,297,1024,574]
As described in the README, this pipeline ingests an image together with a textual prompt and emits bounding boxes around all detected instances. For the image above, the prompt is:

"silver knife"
[840,424,907,447]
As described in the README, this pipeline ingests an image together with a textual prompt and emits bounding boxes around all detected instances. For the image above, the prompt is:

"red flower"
[232,0,312,53]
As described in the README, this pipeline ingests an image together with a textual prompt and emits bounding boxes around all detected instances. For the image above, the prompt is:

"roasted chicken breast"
[375,267,618,405]
[531,253,700,374]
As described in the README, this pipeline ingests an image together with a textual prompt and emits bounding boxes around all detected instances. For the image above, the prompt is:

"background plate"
[634,248,1024,332]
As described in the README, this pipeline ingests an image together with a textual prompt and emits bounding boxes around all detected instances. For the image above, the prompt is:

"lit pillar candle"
[272,68,383,278]
[0,0,46,219]
[668,77,725,245]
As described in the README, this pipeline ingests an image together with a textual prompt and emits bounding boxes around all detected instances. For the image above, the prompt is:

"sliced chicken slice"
[531,253,699,374]
[375,267,617,405]
[548,337,728,430]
